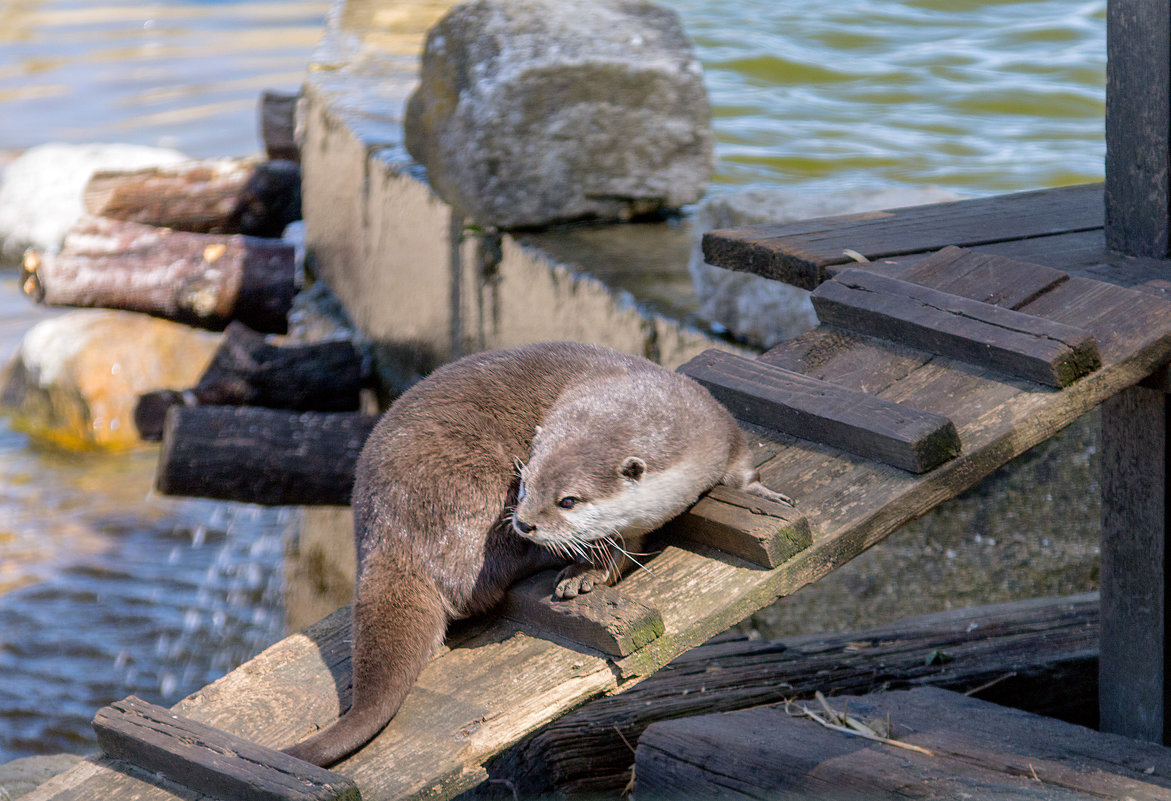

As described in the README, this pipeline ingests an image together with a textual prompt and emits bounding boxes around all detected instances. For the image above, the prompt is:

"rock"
[405,0,712,229]
[0,310,220,450]
[0,143,187,263]
[689,185,963,348]
[0,753,85,800]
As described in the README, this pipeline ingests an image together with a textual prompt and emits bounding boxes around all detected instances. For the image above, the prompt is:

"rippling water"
[0,0,1106,764]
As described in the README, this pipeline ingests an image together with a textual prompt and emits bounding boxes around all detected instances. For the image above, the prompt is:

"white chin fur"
[559,461,707,540]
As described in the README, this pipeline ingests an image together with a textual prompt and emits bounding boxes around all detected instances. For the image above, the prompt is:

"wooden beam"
[664,485,811,568]
[93,696,358,801]
[681,348,959,474]
[811,268,1101,388]
[502,572,664,657]
[1100,385,1171,743]
[700,184,1103,288]
[635,687,1171,800]
[1106,0,1171,257]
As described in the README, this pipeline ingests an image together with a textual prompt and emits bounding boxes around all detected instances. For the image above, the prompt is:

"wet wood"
[262,90,302,162]
[503,571,664,657]
[634,686,1171,801]
[477,593,1100,800]
[93,696,358,801]
[135,322,365,440]
[664,485,810,568]
[84,158,301,237]
[22,216,295,333]
[157,406,377,505]
[1099,385,1171,743]
[701,183,1103,288]
[681,348,960,473]
[811,268,1101,387]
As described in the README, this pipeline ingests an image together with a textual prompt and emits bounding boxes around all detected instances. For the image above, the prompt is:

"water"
[0,0,1106,764]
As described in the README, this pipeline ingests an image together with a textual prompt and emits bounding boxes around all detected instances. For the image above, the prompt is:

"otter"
[283,342,789,767]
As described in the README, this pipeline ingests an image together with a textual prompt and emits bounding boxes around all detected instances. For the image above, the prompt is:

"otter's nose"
[513,516,536,535]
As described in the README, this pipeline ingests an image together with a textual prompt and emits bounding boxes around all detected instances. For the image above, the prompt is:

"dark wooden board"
[1105,0,1171,257]
[812,268,1101,387]
[895,245,1069,308]
[93,696,359,801]
[664,485,811,568]
[479,593,1100,800]
[701,183,1103,288]
[681,348,960,473]
[634,686,1171,801]
[1099,386,1170,743]
[502,571,664,657]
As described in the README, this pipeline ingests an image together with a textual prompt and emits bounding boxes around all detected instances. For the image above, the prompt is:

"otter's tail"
[283,567,448,767]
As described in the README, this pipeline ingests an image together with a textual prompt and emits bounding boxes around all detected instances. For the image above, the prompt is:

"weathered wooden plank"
[502,571,664,657]
[701,183,1103,288]
[811,268,1101,387]
[480,593,1100,800]
[93,696,358,801]
[896,245,1069,308]
[1105,0,1171,257]
[663,485,811,568]
[1099,386,1171,743]
[635,687,1171,801]
[681,348,960,473]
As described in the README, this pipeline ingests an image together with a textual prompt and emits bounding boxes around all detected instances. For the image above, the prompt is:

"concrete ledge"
[300,0,731,389]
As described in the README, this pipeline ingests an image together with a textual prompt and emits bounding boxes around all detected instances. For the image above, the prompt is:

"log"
[156,406,378,505]
[261,90,301,162]
[93,696,358,801]
[811,267,1102,388]
[634,687,1171,801]
[135,322,366,440]
[473,593,1099,799]
[23,216,295,333]
[680,348,961,473]
[83,158,301,237]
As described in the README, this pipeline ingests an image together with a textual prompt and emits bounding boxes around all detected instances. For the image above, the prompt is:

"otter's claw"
[554,563,614,599]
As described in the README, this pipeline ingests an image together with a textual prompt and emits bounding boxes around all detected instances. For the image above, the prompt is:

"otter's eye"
[557,496,579,510]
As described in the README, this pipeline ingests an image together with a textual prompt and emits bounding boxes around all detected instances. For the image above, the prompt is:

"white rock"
[690,185,963,348]
[0,143,187,262]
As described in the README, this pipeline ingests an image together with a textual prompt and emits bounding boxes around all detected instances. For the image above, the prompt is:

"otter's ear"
[620,456,646,482]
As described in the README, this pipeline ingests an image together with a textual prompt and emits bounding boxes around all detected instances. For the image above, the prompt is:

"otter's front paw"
[554,563,613,599]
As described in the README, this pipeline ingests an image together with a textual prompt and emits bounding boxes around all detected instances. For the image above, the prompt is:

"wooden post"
[1099,386,1170,742]
[1105,0,1171,256]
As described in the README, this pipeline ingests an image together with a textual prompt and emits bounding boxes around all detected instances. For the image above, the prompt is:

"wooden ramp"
[29,188,1171,801]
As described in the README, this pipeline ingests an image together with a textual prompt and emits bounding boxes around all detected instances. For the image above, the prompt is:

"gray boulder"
[405,0,713,229]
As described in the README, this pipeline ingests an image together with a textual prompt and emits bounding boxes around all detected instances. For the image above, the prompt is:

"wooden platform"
[29,183,1171,801]
[634,686,1171,800]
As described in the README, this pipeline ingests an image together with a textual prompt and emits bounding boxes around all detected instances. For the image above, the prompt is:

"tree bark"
[156,406,378,505]
[23,216,295,332]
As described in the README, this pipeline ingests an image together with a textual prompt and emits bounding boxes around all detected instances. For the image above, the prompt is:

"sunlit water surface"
[0,0,1105,762]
